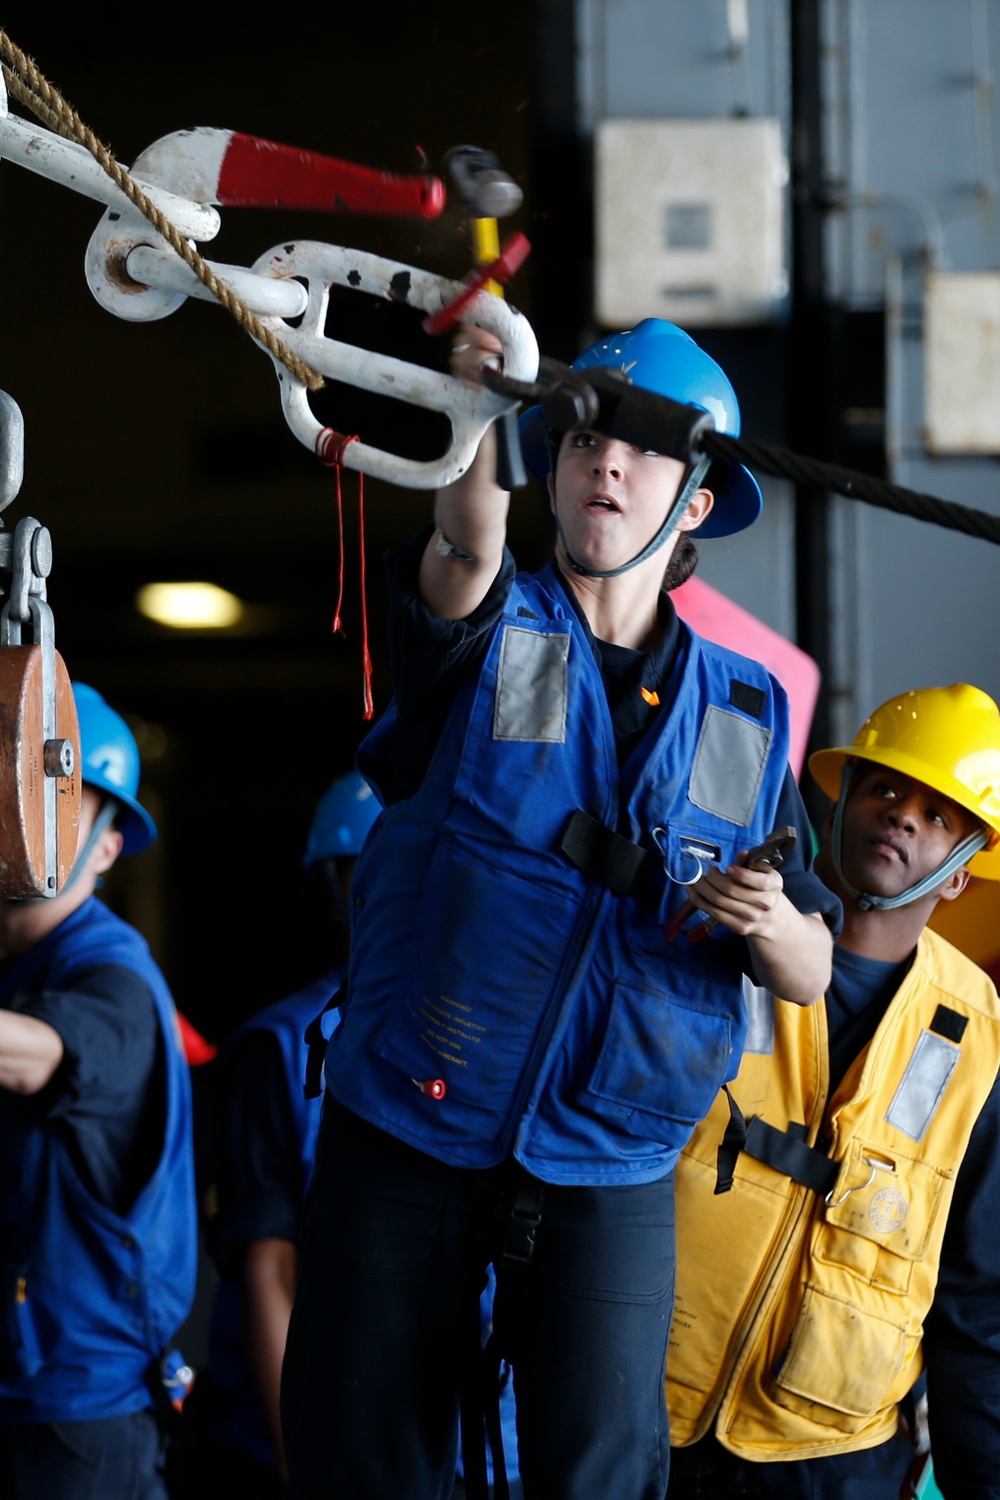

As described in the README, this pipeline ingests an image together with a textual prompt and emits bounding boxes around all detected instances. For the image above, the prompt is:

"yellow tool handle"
[472,217,503,297]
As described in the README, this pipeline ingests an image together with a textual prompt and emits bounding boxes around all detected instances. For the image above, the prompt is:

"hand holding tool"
[664,826,798,943]
[421,232,531,336]
[442,145,529,490]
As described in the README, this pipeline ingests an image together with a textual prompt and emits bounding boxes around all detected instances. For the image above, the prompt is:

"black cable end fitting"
[494,409,528,490]
[540,371,602,433]
[540,366,716,465]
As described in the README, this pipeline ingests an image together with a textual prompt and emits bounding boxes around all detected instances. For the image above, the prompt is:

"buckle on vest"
[560,809,656,898]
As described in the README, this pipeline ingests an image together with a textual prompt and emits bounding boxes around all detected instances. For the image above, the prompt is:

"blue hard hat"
[303,770,381,868]
[518,318,763,539]
[73,682,157,855]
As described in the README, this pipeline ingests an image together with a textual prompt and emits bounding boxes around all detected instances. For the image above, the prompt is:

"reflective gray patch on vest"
[494,625,570,742]
[688,706,773,826]
[742,977,775,1055]
[885,1030,961,1141]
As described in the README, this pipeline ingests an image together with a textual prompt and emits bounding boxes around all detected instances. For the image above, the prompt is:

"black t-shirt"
[826,942,912,1090]
[211,1027,305,1278]
[11,961,161,1213]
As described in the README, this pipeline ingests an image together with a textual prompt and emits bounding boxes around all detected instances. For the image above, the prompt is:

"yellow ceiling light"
[135,581,244,629]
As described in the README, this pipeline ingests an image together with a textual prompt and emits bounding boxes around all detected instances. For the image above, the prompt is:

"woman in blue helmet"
[282,321,840,1500]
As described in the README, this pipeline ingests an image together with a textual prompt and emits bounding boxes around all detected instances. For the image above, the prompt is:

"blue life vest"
[234,970,343,1192]
[327,564,792,1185]
[0,897,196,1421]
[206,970,342,1467]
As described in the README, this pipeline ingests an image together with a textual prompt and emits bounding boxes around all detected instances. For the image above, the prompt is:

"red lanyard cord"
[315,428,373,720]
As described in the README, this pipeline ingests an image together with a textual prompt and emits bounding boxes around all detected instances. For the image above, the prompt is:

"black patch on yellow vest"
[931,1005,968,1044]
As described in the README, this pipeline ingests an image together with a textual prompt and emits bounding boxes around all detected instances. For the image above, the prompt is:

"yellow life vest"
[667,929,1000,1461]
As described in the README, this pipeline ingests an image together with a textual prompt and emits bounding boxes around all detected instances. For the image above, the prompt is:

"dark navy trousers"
[282,1101,676,1500]
[0,1409,168,1499]
[667,1430,917,1499]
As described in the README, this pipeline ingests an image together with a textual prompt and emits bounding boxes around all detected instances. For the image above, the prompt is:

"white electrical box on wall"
[594,118,788,328]
[924,273,1000,453]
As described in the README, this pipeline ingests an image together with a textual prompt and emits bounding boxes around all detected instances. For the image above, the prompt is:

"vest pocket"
[581,979,732,1141]
[771,1284,912,1428]
[370,835,582,1139]
[816,1137,949,1293]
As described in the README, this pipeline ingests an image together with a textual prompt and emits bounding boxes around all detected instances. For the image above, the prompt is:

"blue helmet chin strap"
[10,796,120,907]
[554,453,712,580]
[830,763,989,912]
[61,797,120,897]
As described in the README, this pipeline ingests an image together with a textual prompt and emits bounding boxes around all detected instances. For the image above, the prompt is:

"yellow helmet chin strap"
[830,762,989,911]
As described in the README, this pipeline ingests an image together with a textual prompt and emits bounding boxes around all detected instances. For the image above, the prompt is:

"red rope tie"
[315,429,373,718]
[316,427,357,468]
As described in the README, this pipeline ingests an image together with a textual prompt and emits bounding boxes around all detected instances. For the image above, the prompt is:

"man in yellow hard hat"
[665,683,1000,1500]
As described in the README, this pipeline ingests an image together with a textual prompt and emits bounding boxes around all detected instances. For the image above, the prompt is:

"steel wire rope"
[703,430,1000,545]
[479,362,1000,547]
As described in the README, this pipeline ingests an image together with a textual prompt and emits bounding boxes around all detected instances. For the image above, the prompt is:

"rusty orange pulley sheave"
[0,392,80,898]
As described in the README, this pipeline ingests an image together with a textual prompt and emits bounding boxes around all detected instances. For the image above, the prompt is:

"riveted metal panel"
[925,272,1000,453]
[595,118,789,327]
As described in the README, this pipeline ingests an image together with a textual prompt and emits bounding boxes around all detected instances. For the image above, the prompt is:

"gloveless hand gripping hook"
[73,123,537,481]
[72,124,533,481]
[0,97,537,486]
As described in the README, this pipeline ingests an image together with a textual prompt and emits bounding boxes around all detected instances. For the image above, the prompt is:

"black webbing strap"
[560,808,656,897]
[489,1180,545,1369]
[482,1357,509,1500]
[303,978,348,1099]
[742,1115,840,1197]
[715,1087,838,1196]
[715,1084,748,1194]
[481,1175,545,1500]
[459,1298,489,1500]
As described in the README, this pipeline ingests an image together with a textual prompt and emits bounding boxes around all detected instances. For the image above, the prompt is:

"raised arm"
[243,1235,298,1482]
[418,326,512,621]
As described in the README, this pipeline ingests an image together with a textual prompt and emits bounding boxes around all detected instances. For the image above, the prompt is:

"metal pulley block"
[0,629,79,898]
[0,396,80,898]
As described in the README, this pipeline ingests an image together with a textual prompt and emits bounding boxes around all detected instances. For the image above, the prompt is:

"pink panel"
[673,576,820,780]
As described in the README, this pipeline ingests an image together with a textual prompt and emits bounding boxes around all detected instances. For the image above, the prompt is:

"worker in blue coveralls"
[195,771,380,1497]
[281,318,841,1500]
[0,683,196,1500]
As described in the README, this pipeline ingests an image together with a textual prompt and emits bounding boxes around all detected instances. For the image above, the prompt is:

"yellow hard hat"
[809,683,1000,882]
